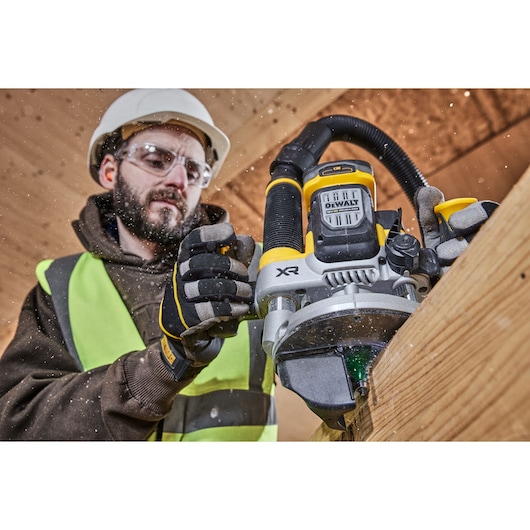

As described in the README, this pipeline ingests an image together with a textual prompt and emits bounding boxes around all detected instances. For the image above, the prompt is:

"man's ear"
[98,154,118,190]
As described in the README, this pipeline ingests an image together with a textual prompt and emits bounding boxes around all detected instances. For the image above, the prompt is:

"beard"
[112,171,202,246]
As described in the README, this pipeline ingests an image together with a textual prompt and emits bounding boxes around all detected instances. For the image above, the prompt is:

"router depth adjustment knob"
[386,233,421,274]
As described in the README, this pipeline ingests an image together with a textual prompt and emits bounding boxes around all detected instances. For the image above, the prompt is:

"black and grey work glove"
[415,186,499,267]
[159,223,257,379]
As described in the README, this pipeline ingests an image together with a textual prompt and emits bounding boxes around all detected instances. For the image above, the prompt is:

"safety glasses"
[117,142,212,188]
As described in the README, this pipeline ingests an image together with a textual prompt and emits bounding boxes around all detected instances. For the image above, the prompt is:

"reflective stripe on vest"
[36,252,277,441]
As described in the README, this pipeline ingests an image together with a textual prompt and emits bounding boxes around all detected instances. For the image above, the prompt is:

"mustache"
[146,189,187,212]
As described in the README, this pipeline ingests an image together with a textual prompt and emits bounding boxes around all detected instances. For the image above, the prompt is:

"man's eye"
[185,160,201,181]
[143,154,171,170]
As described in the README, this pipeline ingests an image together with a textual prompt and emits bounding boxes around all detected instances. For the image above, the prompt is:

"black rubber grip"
[263,181,303,253]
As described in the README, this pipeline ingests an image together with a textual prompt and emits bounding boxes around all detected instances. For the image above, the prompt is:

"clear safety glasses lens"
[119,143,212,188]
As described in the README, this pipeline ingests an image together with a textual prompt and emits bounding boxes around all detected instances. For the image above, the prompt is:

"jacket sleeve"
[0,285,192,440]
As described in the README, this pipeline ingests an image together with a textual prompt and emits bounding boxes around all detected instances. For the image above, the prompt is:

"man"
[0,89,277,440]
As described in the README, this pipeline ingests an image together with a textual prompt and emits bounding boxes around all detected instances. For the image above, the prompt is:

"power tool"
[254,115,442,431]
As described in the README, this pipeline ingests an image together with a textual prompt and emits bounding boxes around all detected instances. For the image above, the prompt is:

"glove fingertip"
[437,238,469,265]
[480,200,499,217]
[414,185,445,209]
[234,234,256,266]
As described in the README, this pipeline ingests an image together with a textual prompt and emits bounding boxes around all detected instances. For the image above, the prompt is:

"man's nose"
[163,162,188,189]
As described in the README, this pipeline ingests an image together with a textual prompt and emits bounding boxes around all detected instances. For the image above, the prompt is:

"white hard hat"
[88,89,230,184]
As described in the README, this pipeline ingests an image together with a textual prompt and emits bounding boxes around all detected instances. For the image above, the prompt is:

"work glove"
[414,186,499,267]
[159,223,258,379]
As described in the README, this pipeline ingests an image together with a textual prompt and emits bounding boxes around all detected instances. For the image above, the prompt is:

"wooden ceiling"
[2,88,530,354]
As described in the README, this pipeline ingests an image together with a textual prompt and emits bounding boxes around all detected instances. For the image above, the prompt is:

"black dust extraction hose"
[263,115,429,253]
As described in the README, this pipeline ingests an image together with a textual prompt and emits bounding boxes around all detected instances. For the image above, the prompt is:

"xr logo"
[276,266,299,277]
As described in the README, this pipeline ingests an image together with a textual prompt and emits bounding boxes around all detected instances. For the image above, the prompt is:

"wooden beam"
[204,89,349,194]
[311,164,530,441]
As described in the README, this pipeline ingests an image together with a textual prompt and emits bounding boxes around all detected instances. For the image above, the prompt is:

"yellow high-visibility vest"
[37,252,277,441]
